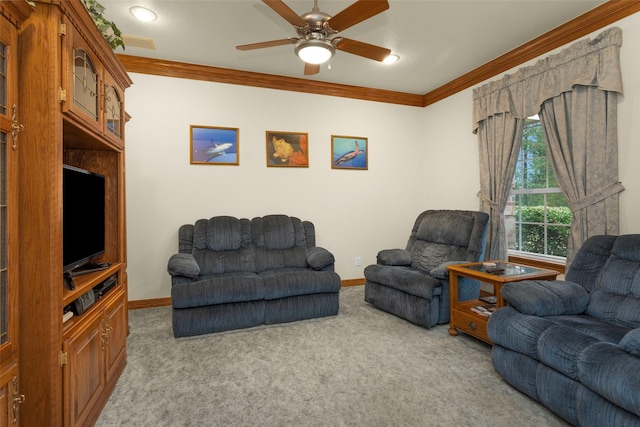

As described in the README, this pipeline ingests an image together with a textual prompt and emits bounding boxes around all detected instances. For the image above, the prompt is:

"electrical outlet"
[355,256,361,266]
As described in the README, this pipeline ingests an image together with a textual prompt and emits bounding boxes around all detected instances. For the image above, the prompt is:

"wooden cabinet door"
[62,310,105,427]
[102,72,125,149]
[0,6,27,424]
[61,17,103,135]
[104,289,127,380]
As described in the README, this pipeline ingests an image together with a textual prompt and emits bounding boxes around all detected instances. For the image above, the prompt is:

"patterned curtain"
[540,88,624,265]
[472,27,624,264]
[476,114,523,261]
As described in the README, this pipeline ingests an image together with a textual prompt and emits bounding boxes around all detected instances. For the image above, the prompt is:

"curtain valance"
[472,27,623,133]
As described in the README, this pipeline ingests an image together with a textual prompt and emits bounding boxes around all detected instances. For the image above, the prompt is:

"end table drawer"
[452,309,490,343]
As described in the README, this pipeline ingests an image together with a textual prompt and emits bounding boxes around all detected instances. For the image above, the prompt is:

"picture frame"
[190,125,239,165]
[331,135,368,170]
[266,131,309,167]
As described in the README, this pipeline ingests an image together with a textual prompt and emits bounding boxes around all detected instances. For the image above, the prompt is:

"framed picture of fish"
[331,135,368,170]
[266,131,309,167]
[190,125,239,165]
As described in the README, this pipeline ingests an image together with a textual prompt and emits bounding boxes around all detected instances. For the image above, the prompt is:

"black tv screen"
[63,165,106,272]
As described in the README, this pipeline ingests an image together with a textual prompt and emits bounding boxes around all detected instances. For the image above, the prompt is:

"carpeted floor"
[96,286,567,426]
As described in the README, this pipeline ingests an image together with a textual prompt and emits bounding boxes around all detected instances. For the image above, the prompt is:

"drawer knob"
[469,321,477,331]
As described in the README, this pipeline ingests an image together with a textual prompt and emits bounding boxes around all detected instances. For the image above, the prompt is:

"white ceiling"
[100,0,606,94]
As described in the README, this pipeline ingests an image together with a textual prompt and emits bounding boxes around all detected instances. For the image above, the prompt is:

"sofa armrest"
[430,260,468,279]
[377,249,411,266]
[501,279,589,316]
[167,253,200,279]
[307,247,335,271]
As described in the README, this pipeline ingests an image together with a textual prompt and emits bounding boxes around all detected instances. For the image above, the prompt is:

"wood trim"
[116,1,640,108]
[116,55,424,107]
[127,278,365,309]
[423,0,640,106]
[128,297,172,310]
[508,255,566,275]
[0,0,33,27]
[341,278,365,287]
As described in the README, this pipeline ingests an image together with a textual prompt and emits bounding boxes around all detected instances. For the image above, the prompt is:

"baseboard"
[128,278,366,310]
[341,278,365,287]
[128,297,172,310]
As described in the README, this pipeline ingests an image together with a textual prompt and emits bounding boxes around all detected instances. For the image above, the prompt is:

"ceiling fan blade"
[236,38,297,51]
[262,0,306,27]
[335,38,391,61]
[328,0,389,32]
[304,63,320,75]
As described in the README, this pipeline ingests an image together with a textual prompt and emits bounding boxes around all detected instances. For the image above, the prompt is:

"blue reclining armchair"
[363,210,489,328]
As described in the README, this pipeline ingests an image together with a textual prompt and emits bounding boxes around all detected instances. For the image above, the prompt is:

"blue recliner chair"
[363,210,489,328]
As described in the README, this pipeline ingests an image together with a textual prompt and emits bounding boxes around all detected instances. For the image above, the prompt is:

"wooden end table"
[447,261,559,344]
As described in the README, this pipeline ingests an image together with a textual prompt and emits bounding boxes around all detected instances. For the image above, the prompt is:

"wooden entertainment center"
[3,0,132,424]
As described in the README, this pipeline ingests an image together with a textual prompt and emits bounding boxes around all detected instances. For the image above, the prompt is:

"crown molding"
[423,0,640,106]
[117,1,640,108]
[116,55,424,107]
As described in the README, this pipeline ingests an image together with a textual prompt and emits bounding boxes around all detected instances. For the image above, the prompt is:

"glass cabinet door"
[72,48,99,122]
[104,84,122,139]
[1,9,23,424]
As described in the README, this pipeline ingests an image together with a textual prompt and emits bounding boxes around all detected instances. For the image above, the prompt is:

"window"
[506,116,571,259]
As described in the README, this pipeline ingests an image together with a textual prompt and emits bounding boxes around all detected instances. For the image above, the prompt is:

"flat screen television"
[63,164,106,272]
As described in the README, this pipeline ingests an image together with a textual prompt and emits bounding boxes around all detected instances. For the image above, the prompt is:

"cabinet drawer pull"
[468,321,477,331]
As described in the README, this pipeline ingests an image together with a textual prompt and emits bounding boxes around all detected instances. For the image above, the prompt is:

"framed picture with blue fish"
[190,125,239,165]
[332,135,368,170]
[266,131,309,167]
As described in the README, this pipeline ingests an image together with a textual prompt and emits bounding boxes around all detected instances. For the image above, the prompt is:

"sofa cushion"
[415,213,474,246]
[619,328,640,356]
[363,264,441,300]
[261,215,296,250]
[578,341,640,418]
[410,240,468,272]
[537,324,600,380]
[501,280,589,316]
[586,235,640,329]
[259,268,341,300]
[194,216,248,251]
[487,307,558,359]
[167,253,200,279]
[252,215,308,272]
[171,272,264,308]
[546,315,630,343]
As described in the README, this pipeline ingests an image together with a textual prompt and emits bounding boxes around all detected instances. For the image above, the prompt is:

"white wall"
[125,78,426,300]
[125,13,640,301]
[422,13,640,235]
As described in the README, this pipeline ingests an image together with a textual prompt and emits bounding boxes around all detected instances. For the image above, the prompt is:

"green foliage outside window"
[510,118,571,258]
[514,205,571,256]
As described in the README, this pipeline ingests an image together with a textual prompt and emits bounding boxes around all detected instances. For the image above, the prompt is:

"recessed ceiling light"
[383,54,400,64]
[129,6,158,22]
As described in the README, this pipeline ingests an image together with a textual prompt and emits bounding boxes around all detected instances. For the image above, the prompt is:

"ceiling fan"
[236,0,391,75]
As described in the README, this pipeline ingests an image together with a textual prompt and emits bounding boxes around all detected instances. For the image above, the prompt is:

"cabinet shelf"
[62,263,122,306]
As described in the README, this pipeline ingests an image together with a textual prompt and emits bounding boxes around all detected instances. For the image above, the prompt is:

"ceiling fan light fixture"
[383,54,400,64]
[129,6,158,22]
[295,40,335,65]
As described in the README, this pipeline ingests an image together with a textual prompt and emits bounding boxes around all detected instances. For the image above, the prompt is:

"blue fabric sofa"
[167,215,341,338]
[488,234,640,426]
